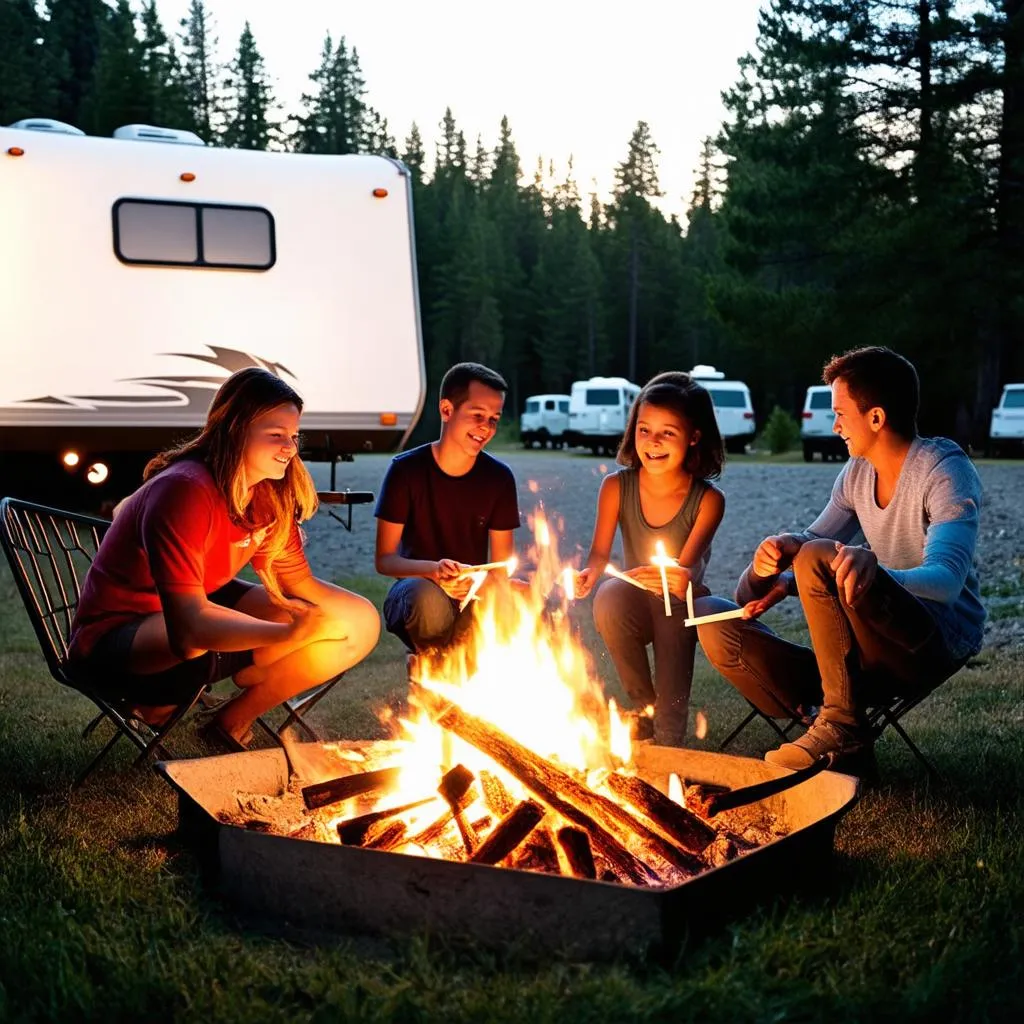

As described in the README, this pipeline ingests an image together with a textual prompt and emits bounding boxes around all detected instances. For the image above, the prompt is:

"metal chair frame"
[0,496,207,787]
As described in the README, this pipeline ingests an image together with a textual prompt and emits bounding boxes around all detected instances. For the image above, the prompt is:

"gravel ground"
[303,450,1024,648]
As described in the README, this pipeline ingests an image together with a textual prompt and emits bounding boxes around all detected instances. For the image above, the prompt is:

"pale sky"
[154,0,766,218]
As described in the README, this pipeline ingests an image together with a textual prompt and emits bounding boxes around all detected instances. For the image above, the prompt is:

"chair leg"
[719,709,758,751]
[73,730,124,790]
[879,711,943,781]
[82,711,107,739]
[131,691,205,767]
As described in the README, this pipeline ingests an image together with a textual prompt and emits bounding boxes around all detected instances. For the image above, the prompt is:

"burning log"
[404,765,479,851]
[479,769,515,816]
[301,766,402,810]
[430,698,699,881]
[363,819,407,852]
[515,827,561,875]
[438,763,480,856]
[603,772,716,854]
[469,799,545,865]
[336,797,437,845]
[556,826,597,880]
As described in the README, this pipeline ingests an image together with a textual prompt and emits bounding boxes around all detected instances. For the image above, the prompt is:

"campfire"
[216,508,792,886]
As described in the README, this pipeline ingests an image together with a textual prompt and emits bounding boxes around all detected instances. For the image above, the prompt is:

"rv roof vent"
[690,364,725,380]
[113,124,205,147]
[7,118,85,136]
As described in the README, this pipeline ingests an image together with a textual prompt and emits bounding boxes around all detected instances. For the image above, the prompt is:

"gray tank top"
[617,468,711,583]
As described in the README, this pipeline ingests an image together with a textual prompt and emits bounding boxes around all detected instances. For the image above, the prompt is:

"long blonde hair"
[145,367,318,599]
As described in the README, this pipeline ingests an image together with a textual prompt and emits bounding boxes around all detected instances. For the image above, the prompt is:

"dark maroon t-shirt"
[374,444,520,565]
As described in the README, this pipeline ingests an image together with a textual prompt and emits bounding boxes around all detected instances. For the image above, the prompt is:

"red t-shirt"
[69,460,311,659]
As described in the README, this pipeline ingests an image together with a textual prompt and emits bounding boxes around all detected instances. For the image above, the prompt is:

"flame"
[695,711,708,740]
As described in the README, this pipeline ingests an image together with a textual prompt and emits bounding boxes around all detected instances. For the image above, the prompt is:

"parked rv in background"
[689,365,755,454]
[520,394,570,448]
[565,376,641,454]
[0,120,425,508]
[989,383,1024,456]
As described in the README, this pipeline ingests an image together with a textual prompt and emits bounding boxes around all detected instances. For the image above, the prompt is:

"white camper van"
[566,376,641,454]
[0,121,425,506]
[689,365,755,453]
[520,394,570,448]
[989,383,1024,456]
[801,384,847,461]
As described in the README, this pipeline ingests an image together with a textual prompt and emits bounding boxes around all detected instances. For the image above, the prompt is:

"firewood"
[512,827,561,875]
[301,766,402,810]
[438,763,480,856]
[404,769,479,850]
[336,797,437,845]
[556,826,597,879]
[603,772,716,854]
[363,819,407,851]
[469,799,545,865]
[430,698,699,880]
[479,769,515,816]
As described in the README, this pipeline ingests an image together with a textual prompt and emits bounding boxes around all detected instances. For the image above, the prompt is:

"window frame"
[112,197,277,271]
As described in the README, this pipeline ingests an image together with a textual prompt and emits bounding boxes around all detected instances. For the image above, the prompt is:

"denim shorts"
[77,578,257,706]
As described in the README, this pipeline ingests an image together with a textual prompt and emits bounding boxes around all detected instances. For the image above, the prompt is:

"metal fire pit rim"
[153,742,860,893]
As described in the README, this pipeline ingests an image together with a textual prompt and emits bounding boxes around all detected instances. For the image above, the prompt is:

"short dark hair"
[822,346,919,439]
[617,371,725,480]
[439,362,508,408]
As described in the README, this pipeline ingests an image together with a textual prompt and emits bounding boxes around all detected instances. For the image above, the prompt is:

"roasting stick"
[456,557,517,577]
[683,579,748,627]
[651,541,673,616]
[458,570,488,613]
[603,563,648,591]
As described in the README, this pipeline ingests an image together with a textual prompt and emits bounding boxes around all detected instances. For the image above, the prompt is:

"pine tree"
[138,0,190,129]
[0,0,59,124]
[609,120,664,381]
[290,34,366,154]
[221,21,278,150]
[82,0,151,136]
[45,0,107,128]
[178,0,220,141]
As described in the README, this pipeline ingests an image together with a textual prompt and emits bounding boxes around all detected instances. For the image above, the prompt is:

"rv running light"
[6,147,25,157]
[179,172,196,182]
[380,412,398,426]
[86,462,109,485]
[372,188,389,198]
[62,450,80,468]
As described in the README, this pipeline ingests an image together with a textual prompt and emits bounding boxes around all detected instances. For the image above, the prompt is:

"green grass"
[1,565,1023,1023]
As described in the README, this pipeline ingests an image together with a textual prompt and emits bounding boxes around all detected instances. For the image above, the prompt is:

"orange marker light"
[6,146,25,157]
[380,412,398,426]
[180,172,196,182]
[372,188,389,198]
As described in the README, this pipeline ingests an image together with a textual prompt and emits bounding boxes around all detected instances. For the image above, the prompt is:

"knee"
[593,578,632,635]
[402,579,456,634]
[347,594,381,654]
[793,538,836,581]
[694,598,744,668]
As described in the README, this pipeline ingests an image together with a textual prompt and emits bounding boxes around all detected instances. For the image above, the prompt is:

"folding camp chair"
[718,698,810,753]
[0,496,208,788]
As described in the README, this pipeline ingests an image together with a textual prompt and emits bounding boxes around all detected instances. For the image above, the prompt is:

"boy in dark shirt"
[374,362,521,654]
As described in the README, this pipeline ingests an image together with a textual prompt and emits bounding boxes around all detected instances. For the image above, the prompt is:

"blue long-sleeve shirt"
[737,437,985,660]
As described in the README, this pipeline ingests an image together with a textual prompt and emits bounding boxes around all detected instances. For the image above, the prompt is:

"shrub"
[760,405,801,454]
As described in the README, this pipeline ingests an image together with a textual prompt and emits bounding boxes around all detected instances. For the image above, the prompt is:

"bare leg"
[216,581,380,741]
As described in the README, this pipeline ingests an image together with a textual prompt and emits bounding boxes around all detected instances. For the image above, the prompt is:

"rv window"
[809,391,833,410]
[115,201,198,263]
[707,389,748,409]
[559,400,569,413]
[544,400,555,411]
[526,400,540,413]
[113,199,275,270]
[1004,389,1024,409]
[201,206,274,267]
[586,388,620,405]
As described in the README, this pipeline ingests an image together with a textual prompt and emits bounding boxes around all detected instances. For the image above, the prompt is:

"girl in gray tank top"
[575,372,726,746]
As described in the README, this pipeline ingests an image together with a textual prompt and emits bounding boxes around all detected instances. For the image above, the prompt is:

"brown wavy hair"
[144,367,318,600]
[616,371,725,480]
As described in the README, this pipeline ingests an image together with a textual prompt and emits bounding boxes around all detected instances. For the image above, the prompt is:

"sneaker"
[765,717,869,772]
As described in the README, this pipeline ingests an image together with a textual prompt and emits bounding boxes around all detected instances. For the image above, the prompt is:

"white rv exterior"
[0,123,425,504]
[566,376,641,454]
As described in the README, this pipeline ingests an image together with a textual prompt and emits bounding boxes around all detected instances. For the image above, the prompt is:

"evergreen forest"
[3,0,1024,445]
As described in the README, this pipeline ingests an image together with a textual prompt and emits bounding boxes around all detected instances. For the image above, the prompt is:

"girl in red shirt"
[69,367,380,750]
